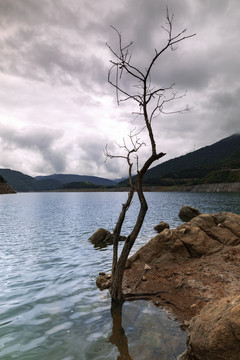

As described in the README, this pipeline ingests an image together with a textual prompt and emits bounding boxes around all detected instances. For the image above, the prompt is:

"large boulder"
[179,295,240,360]
[179,205,201,222]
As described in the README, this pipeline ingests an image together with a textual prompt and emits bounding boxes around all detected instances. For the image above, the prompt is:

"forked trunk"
[111,176,148,302]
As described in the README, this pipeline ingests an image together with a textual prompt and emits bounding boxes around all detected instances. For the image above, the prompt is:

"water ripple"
[1,192,238,359]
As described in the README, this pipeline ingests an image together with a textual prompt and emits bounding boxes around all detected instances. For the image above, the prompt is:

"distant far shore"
[55,182,240,193]
[2,181,239,194]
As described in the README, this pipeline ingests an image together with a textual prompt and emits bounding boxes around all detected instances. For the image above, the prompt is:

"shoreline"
[2,181,240,193]
[55,181,240,193]
[121,212,240,324]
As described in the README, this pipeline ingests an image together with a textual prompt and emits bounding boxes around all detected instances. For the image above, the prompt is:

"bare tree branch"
[101,9,196,302]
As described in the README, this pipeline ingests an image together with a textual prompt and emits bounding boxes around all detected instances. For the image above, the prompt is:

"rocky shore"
[0,182,16,194]
[121,211,240,360]
[96,210,240,359]
[146,181,240,192]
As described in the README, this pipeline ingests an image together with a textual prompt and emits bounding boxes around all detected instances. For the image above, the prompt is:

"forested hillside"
[120,134,240,186]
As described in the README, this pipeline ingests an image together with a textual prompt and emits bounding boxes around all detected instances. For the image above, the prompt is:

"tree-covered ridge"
[1,134,239,192]
[0,175,7,183]
[0,170,117,192]
[119,134,240,187]
[61,181,115,190]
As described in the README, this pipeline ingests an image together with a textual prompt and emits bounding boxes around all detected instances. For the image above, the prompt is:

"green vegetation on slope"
[1,134,239,191]
[201,169,240,184]
[0,175,7,183]
[119,134,240,187]
[35,174,116,186]
[0,170,117,192]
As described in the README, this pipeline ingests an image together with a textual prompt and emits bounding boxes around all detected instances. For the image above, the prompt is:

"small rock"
[154,221,170,233]
[144,264,151,271]
[89,228,113,248]
[178,205,201,222]
[89,228,126,248]
[190,303,197,310]
[96,273,112,290]
[142,276,147,281]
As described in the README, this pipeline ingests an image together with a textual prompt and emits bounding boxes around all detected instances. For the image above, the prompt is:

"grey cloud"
[0,124,67,173]
[1,33,104,89]
[73,138,129,178]
[0,0,80,29]
[0,0,239,178]
[105,0,240,96]
[203,87,240,134]
[0,0,108,90]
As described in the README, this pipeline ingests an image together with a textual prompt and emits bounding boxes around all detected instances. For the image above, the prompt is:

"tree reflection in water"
[109,300,133,360]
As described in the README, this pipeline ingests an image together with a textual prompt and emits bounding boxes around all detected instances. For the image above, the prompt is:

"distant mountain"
[2,134,239,192]
[0,169,41,192]
[119,134,240,186]
[0,169,117,192]
[35,174,116,186]
[61,181,107,190]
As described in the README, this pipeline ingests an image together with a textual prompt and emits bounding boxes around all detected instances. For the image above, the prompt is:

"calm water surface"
[0,192,239,359]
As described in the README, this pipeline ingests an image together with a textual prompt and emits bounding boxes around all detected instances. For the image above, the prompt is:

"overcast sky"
[0,0,239,179]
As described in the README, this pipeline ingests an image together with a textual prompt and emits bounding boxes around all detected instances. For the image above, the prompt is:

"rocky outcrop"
[190,182,240,192]
[154,221,169,233]
[122,212,240,360]
[123,212,240,320]
[179,295,240,360]
[178,205,201,222]
[89,228,126,248]
[127,212,240,267]
[0,183,16,194]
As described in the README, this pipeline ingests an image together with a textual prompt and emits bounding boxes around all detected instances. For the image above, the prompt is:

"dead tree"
[105,9,195,302]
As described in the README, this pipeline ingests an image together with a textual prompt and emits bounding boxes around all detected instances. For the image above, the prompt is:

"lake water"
[0,191,239,359]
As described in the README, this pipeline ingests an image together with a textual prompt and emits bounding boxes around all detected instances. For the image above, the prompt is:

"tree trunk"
[112,186,134,278]
[111,175,148,302]
[106,13,194,303]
